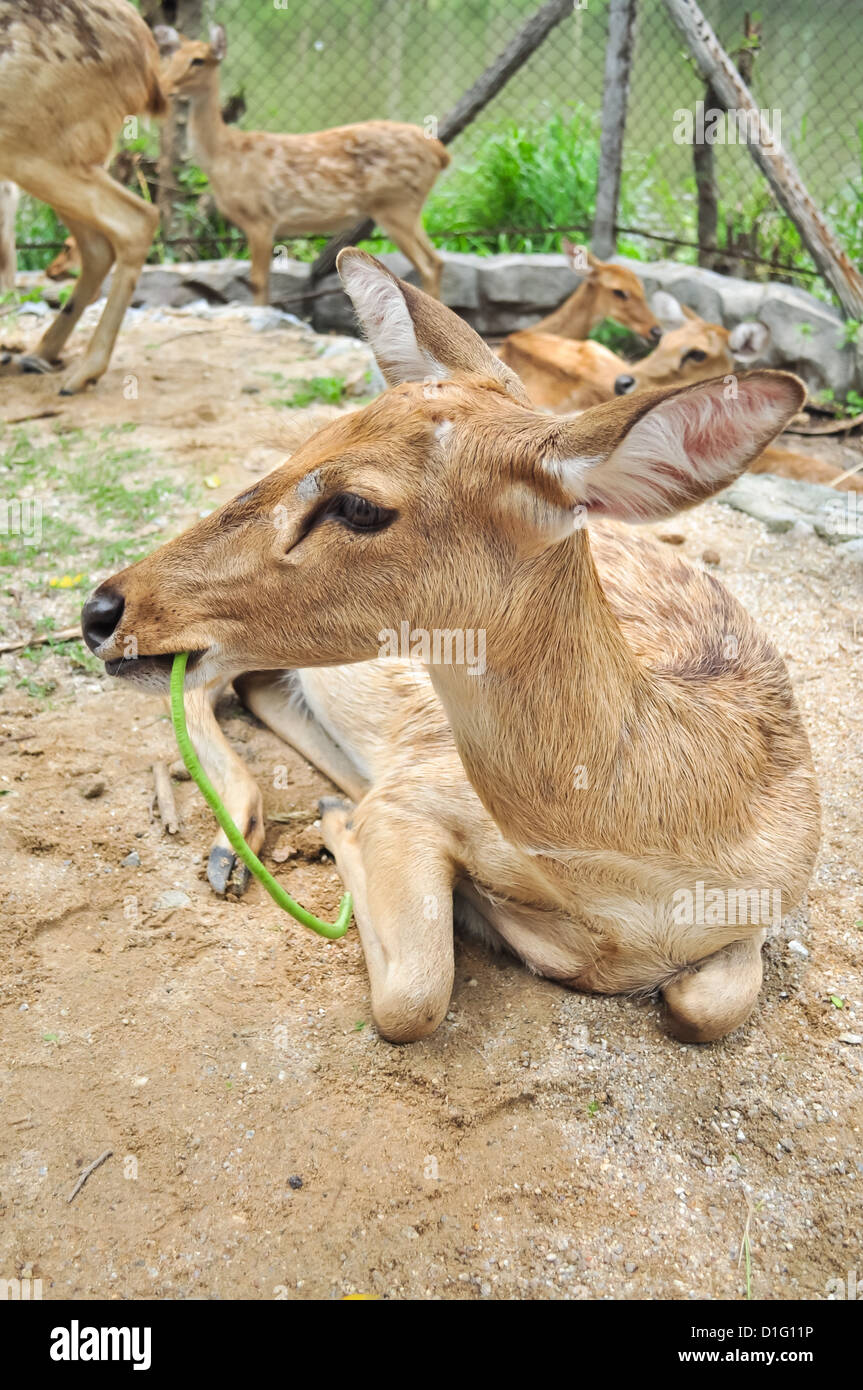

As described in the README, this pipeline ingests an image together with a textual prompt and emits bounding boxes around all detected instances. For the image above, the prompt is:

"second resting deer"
[82,251,819,1047]
[155,23,449,305]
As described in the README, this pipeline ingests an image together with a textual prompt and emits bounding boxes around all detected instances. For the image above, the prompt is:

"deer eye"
[612,288,628,300]
[190,57,205,66]
[682,348,708,364]
[325,493,396,532]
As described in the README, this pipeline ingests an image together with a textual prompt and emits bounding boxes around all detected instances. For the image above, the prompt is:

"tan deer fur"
[155,23,449,305]
[83,252,820,1047]
[0,0,164,393]
[0,179,18,292]
[497,330,629,412]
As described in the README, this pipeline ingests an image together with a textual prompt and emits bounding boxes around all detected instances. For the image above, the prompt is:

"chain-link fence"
[16,1,863,295]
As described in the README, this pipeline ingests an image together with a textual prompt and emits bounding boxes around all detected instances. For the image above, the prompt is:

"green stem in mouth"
[170,651,352,940]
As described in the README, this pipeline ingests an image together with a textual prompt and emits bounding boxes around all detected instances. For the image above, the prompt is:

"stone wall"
[27,250,860,399]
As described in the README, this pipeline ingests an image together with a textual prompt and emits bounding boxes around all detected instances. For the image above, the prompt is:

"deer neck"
[426,528,649,854]
[532,278,600,339]
[185,75,225,168]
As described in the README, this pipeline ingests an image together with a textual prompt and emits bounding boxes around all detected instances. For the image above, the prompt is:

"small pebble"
[288,1175,303,1190]
[122,851,141,868]
[787,940,809,958]
[701,547,721,566]
[81,778,106,799]
[838,1032,863,1045]
[154,889,191,910]
[271,833,299,865]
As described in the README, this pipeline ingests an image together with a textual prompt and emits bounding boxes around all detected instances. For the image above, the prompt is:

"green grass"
[0,425,198,699]
[269,375,348,408]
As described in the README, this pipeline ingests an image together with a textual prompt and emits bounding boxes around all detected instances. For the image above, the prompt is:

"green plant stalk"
[170,651,352,939]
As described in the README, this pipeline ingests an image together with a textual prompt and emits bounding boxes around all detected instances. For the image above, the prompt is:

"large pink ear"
[545,371,805,523]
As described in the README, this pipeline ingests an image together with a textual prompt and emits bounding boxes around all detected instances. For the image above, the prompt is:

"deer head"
[155,22,226,96]
[81,253,803,695]
[614,293,770,394]
[558,240,663,342]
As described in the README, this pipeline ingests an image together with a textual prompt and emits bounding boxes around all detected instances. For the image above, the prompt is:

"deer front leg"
[181,681,265,896]
[244,226,273,307]
[662,931,766,1043]
[319,798,456,1042]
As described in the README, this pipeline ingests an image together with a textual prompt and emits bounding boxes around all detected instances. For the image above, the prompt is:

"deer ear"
[209,23,227,60]
[728,320,770,362]
[541,370,805,524]
[154,24,181,56]
[337,248,527,399]
[562,240,592,276]
[651,291,686,331]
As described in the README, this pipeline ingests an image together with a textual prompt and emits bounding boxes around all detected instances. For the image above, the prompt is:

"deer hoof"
[207,844,251,897]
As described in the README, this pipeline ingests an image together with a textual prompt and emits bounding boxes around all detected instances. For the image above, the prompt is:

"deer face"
[615,296,770,394]
[82,253,803,693]
[155,22,226,96]
[562,241,662,341]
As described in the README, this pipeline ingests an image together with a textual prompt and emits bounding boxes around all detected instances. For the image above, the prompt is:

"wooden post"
[592,0,638,260]
[149,0,202,257]
[664,0,863,318]
[309,0,576,284]
[693,81,719,269]
[694,16,759,271]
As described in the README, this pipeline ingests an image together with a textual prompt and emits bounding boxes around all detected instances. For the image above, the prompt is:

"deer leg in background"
[371,205,443,298]
[244,225,273,307]
[36,219,114,363]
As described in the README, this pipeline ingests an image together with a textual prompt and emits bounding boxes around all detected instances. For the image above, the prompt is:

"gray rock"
[718,471,853,540]
[154,889,191,910]
[122,851,141,868]
[835,537,863,561]
[478,252,578,307]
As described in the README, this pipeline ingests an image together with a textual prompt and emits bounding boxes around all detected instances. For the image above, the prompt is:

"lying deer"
[0,180,18,293]
[46,237,82,282]
[616,296,863,491]
[497,243,662,406]
[155,24,448,304]
[0,0,164,393]
[82,251,819,1046]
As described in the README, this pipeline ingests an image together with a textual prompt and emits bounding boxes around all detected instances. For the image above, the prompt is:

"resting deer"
[46,236,82,282]
[155,23,448,305]
[615,296,863,491]
[497,243,662,407]
[0,180,18,293]
[82,251,819,1046]
[0,0,164,394]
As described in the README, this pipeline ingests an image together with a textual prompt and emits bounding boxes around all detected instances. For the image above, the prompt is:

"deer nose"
[615,374,636,395]
[649,325,663,341]
[81,587,125,652]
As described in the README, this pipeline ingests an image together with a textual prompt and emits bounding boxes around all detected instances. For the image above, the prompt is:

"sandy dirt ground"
[0,301,861,1302]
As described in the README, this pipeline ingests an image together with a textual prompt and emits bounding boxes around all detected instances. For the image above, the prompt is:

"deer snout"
[649,325,662,341]
[81,586,125,652]
[615,374,637,395]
